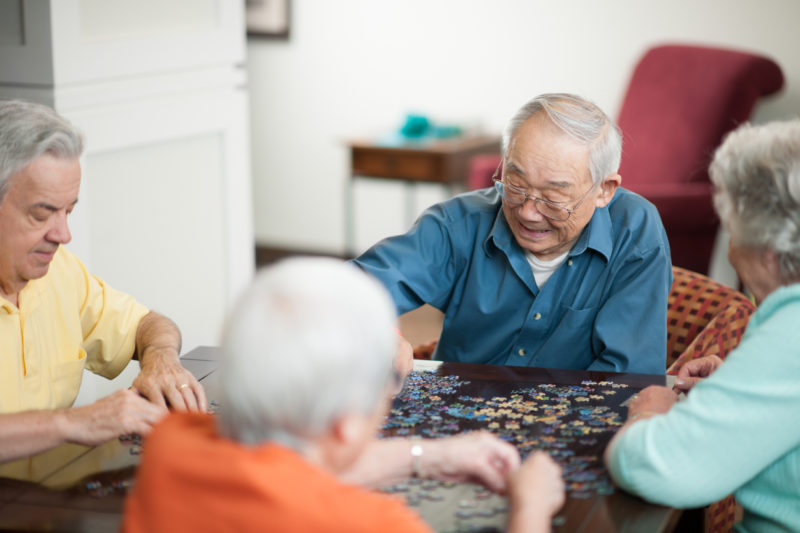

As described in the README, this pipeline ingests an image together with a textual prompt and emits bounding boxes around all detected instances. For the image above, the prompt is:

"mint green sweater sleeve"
[606,284,800,533]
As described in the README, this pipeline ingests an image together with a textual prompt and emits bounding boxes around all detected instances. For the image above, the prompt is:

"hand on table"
[62,389,168,446]
[132,351,207,413]
[420,430,521,493]
[626,385,679,422]
[673,354,724,393]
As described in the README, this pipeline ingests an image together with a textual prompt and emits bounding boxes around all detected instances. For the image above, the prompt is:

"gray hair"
[0,99,84,200]
[217,257,398,450]
[503,93,622,184]
[710,119,800,283]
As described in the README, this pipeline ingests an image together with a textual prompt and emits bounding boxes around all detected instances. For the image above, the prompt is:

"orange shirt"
[122,413,432,533]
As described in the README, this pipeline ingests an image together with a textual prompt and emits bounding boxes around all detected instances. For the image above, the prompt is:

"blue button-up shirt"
[353,187,672,374]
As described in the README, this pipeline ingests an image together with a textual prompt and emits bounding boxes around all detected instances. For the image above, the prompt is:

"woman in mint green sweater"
[605,119,800,533]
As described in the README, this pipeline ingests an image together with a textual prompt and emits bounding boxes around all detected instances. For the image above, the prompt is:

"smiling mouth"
[518,223,551,238]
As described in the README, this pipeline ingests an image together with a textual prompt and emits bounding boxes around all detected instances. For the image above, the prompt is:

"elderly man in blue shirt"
[353,93,671,374]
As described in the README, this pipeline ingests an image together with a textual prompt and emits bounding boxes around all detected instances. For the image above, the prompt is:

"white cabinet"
[0,0,244,86]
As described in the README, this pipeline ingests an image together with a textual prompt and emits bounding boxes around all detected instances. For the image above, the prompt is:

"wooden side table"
[345,135,501,255]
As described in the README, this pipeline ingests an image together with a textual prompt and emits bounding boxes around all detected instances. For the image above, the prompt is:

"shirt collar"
[569,205,613,261]
[484,206,513,256]
[484,204,614,262]
[0,286,19,313]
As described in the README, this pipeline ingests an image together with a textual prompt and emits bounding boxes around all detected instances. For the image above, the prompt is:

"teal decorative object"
[399,114,431,138]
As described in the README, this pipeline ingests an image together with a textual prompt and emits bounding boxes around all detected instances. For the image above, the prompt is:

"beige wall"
[247,0,800,255]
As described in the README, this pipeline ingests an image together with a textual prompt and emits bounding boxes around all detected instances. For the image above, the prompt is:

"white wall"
[248,0,800,255]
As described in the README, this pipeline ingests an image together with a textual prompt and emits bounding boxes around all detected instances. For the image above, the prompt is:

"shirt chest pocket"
[47,349,87,409]
[535,305,599,367]
[21,301,87,409]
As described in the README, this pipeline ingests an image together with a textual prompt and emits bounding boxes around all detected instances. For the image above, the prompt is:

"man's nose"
[518,198,546,221]
[47,212,72,244]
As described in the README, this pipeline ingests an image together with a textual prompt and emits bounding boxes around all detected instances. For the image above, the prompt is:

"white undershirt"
[525,250,570,289]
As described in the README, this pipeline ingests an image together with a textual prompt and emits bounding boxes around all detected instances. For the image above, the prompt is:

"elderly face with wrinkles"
[0,154,80,301]
[500,112,619,261]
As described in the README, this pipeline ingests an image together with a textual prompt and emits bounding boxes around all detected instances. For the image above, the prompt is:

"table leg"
[404,181,416,230]
[344,176,355,257]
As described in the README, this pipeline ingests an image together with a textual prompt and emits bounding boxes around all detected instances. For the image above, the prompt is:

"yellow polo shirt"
[0,246,149,413]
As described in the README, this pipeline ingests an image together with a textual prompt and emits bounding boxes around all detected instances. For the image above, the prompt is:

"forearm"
[604,387,673,472]
[603,411,659,466]
[604,415,692,505]
[339,436,456,487]
[339,438,414,487]
[340,432,518,494]
[134,311,182,365]
[0,388,170,464]
[605,407,741,507]
[507,505,552,533]
[0,410,69,463]
[505,451,565,532]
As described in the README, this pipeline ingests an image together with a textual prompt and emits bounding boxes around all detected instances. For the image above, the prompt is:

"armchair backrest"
[618,44,784,190]
[666,266,756,373]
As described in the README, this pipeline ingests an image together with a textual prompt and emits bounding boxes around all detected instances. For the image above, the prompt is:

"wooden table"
[0,347,681,532]
[381,360,682,533]
[345,135,500,255]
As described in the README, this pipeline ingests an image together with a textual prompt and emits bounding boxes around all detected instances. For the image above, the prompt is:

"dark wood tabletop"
[380,361,682,533]
[348,135,501,184]
[0,348,682,532]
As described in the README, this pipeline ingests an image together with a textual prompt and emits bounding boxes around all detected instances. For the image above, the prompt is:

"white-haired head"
[503,93,622,184]
[0,99,83,200]
[710,119,800,283]
[217,257,398,451]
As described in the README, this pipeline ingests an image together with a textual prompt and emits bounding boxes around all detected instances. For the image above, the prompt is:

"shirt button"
[518,348,526,356]
[567,259,573,266]
[533,313,542,320]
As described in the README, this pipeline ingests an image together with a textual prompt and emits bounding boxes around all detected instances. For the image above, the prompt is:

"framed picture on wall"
[246,0,290,39]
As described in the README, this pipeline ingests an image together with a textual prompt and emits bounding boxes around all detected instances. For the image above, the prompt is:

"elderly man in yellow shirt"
[0,99,206,463]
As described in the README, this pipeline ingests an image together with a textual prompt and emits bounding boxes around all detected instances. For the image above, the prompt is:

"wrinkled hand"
[627,385,679,420]
[674,354,724,393]
[132,351,207,412]
[509,451,565,519]
[62,389,168,446]
[422,430,521,493]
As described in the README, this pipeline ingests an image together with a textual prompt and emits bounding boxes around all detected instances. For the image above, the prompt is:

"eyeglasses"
[491,162,599,221]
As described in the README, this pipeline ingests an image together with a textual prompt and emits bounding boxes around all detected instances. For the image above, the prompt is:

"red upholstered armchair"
[617,44,783,274]
[466,44,784,274]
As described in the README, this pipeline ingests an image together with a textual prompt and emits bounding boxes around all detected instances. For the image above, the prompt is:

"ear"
[330,413,368,448]
[594,173,621,208]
